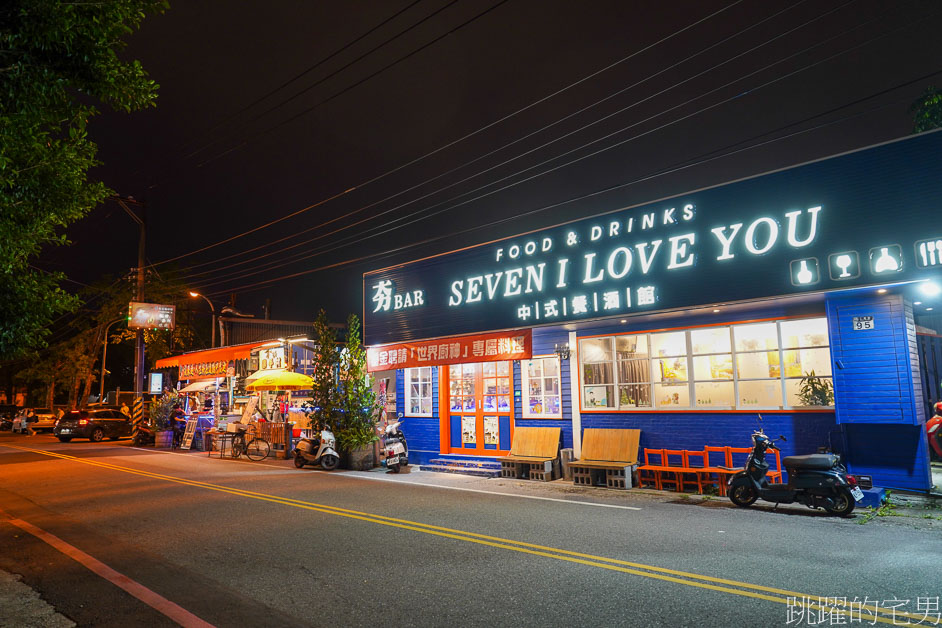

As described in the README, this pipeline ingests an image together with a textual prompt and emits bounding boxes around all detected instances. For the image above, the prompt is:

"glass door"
[444,362,513,455]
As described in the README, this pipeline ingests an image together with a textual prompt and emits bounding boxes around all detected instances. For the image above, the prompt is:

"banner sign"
[367,330,531,372]
[180,360,232,379]
[364,132,942,346]
[128,302,175,330]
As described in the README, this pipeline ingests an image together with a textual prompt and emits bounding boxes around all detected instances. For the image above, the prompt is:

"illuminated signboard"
[363,131,942,346]
[128,302,175,330]
[148,372,163,394]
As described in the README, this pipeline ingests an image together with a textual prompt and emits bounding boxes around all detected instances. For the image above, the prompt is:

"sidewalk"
[0,569,74,628]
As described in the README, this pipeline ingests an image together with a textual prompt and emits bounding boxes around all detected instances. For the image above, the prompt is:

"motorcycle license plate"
[851,486,864,502]
[386,455,400,466]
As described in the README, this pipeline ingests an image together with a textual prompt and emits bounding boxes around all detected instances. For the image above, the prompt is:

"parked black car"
[54,408,133,442]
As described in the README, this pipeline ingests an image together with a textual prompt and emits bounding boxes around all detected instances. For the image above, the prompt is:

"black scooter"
[728,422,864,517]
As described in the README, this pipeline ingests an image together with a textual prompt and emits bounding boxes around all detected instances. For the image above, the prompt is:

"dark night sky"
[43,0,942,325]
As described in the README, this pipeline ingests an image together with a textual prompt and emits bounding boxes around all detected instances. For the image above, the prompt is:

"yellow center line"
[3,443,935,626]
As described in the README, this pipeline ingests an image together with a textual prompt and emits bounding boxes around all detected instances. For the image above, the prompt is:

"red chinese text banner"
[367,330,531,372]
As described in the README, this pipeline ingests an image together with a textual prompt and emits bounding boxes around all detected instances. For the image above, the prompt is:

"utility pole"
[115,196,146,395]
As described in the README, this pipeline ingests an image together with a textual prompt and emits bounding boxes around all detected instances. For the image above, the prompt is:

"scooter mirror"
[778,435,787,442]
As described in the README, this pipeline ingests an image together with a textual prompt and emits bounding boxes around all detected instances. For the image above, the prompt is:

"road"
[2,432,940,627]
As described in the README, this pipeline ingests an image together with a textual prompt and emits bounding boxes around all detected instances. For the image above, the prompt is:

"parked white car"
[13,408,59,433]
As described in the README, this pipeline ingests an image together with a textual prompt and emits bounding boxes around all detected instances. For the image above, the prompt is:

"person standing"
[120,402,130,417]
[170,403,185,448]
[24,408,37,436]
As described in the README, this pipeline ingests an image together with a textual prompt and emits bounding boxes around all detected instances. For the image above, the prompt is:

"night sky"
[43,0,942,326]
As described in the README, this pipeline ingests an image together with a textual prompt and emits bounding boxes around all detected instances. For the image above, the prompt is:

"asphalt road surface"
[2,432,941,628]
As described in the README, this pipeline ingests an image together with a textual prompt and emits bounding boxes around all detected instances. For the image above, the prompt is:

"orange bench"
[570,428,641,489]
[500,426,561,481]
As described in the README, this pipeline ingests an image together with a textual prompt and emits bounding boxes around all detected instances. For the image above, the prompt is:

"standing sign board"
[180,418,198,450]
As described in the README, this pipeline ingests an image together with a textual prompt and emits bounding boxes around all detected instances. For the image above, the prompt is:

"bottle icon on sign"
[874,247,900,273]
[796,260,813,284]
[835,254,853,278]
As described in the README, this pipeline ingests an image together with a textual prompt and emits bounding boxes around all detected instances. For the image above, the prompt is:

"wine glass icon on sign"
[828,251,859,280]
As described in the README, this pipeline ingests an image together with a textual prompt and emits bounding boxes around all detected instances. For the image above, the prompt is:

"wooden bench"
[570,428,641,489]
[499,427,561,481]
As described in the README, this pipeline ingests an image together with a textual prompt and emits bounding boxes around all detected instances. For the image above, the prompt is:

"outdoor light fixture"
[920,281,941,297]
[915,301,923,305]
[620,319,627,323]
[713,309,721,313]
[877,288,888,294]
[554,343,571,361]
[188,291,217,347]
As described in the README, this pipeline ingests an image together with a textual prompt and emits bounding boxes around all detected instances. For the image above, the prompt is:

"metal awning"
[179,380,225,393]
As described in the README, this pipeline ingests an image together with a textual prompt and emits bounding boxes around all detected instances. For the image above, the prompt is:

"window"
[522,357,562,418]
[405,367,433,416]
[578,317,833,411]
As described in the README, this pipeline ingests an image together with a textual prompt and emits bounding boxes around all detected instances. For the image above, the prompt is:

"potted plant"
[149,393,178,448]
[337,314,379,469]
[796,370,834,406]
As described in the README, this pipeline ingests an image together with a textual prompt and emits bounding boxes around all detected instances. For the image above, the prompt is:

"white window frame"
[578,317,833,412]
[521,356,563,419]
[404,366,433,417]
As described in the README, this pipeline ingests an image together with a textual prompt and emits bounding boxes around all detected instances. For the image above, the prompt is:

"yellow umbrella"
[245,371,314,391]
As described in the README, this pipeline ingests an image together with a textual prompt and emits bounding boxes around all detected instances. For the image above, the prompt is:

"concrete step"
[421,457,502,478]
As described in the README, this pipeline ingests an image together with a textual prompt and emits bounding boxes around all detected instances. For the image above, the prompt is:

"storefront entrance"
[442,362,514,456]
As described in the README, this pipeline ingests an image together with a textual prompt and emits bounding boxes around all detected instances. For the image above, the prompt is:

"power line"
[191,0,510,170]
[182,0,454,161]
[146,0,744,269]
[189,3,904,290]
[176,0,807,281]
[199,92,917,298]
[177,0,424,158]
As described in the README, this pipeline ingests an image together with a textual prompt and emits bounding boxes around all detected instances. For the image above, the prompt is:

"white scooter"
[294,427,340,470]
[383,413,409,473]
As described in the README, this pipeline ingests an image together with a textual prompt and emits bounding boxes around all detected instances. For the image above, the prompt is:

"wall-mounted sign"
[180,360,231,379]
[366,330,532,372]
[258,347,286,370]
[128,302,175,330]
[148,372,163,394]
[363,132,942,346]
[852,316,875,331]
[915,237,942,268]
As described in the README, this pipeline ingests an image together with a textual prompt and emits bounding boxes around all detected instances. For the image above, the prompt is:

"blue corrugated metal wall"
[826,292,931,491]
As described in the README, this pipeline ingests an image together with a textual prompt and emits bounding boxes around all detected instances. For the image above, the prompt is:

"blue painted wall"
[513,328,574,450]
[396,367,441,465]
[826,292,931,491]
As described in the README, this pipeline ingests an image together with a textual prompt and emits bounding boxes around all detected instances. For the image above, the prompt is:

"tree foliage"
[336,313,378,451]
[16,272,200,408]
[910,86,942,133]
[0,0,167,359]
[305,309,339,432]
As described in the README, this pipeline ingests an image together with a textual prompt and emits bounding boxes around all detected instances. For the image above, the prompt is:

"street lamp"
[99,318,124,403]
[189,291,217,348]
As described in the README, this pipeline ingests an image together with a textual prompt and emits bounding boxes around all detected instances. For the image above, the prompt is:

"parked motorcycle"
[728,419,864,517]
[294,427,340,470]
[927,401,942,461]
[132,423,155,446]
[383,413,409,473]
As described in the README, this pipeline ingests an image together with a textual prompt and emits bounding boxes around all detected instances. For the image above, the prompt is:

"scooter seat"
[783,454,838,470]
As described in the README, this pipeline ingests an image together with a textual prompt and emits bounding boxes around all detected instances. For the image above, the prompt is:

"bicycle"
[230,425,270,461]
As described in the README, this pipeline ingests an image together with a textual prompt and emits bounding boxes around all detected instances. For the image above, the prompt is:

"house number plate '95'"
[852,316,875,331]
